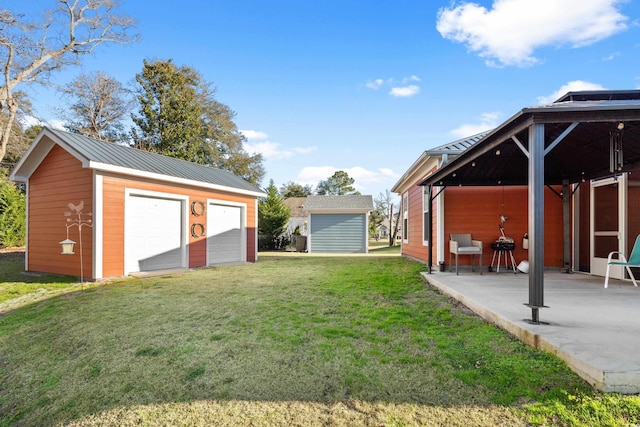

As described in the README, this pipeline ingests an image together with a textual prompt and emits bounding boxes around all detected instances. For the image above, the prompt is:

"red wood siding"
[401,184,565,268]
[401,185,428,261]
[444,186,564,267]
[28,144,94,278]
[101,174,258,277]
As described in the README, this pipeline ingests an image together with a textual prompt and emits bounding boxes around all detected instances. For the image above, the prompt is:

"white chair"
[604,235,640,288]
[449,233,483,275]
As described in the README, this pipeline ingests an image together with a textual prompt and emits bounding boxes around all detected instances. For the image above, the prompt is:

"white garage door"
[125,195,185,274]
[207,204,244,265]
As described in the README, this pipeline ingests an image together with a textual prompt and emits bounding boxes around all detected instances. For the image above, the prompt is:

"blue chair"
[604,235,640,288]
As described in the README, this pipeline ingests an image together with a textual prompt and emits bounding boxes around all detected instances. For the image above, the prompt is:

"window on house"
[403,192,408,241]
[423,186,430,244]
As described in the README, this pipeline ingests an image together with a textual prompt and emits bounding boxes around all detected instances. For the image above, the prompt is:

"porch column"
[427,185,433,274]
[527,123,546,323]
[562,179,571,273]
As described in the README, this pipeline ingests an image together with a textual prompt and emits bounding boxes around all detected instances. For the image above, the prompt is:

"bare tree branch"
[0,0,139,163]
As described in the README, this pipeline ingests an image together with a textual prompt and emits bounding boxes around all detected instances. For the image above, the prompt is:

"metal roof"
[304,195,374,211]
[421,91,640,187]
[391,130,490,193]
[12,127,265,196]
[425,130,490,155]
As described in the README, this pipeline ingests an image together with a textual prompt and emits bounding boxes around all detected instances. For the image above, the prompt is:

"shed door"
[207,204,244,265]
[310,213,366,253]
[125,195,185,274]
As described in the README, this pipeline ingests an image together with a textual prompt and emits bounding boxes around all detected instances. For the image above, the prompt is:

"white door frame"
[124,189,188,275]
[590,174,628,278]
[206,199,247,265]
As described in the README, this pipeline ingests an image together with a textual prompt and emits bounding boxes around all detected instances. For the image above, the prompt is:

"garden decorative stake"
[60,201,93,284]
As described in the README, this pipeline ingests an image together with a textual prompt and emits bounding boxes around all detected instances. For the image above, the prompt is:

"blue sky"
[11,0,640,197]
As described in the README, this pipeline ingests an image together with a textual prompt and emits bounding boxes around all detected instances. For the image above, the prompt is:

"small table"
[489,241,517,274]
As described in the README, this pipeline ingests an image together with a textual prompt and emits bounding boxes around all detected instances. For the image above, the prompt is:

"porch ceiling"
[421,92,640,187]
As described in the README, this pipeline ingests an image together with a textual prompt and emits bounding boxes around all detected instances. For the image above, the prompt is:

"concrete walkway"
[422,268,640,394]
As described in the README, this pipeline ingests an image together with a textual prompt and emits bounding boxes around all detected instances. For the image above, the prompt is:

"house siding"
[400,184,565,268]
[101,173,258,277]
[401,184,429,261]
[309,213,367,253]
[443,186,564,267]
[27,144,94,278]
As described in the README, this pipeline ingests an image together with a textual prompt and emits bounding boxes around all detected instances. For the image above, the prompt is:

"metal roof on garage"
[11,127,266,197]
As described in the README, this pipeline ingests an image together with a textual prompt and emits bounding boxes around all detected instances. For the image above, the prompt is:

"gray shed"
[304,195,374,253]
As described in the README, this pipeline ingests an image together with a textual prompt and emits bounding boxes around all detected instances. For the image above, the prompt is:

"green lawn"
[0,249,79,307]
[1,253,639,426]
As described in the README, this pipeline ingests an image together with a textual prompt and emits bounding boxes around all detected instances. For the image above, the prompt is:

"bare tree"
[0,0,139,162]
[375,190,400,247]
[57,71,134,142]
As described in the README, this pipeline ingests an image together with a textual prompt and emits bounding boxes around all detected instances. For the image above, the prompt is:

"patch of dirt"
[0,246,25,260]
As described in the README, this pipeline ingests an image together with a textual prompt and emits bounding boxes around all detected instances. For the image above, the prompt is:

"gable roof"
[10,127,266,197]
[283,197,308,217]
[304,195,374,212]
[391,130,490,193]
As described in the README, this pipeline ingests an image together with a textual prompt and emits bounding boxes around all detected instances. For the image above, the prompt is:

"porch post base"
[523,304,550,325]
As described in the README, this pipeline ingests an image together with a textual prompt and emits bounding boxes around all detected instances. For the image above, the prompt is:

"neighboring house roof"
[304,195,374,212]
[283,197,307,217]
[391,130,490,193]
[10,127,266,197]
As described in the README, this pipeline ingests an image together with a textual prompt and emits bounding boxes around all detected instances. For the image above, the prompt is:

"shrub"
[0,172,26,247]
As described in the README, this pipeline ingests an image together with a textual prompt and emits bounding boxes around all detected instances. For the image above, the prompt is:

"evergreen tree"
[280,181,313,198]
[316,170,360,195]
[131,59,265,185]
[258,180,291,249]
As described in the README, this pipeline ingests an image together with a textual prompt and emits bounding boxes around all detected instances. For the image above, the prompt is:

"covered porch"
[423,269,640,393]
[421,89,640,324]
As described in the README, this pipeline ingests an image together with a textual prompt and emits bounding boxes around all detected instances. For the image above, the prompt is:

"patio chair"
[604,234,640,288]
[449,233,483,275]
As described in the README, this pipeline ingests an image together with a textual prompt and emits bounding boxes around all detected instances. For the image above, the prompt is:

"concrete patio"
[422,267,640,394]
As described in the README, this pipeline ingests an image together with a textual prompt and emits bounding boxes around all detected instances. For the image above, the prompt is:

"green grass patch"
[0,250,78,305]
[0,254,638,426]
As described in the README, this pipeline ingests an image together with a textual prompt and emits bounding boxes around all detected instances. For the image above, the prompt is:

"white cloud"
[240,129,316,161]
[48,119,66,130]
[379,168,399,178]
[365,76,421,97]
[403,75,421,83]
[18,116,66,130]
[18,116,41,129]
[436,0,628,67]
[243,140,317,161]
[240,129,268,140]
[366,79,384,90]
[602,52,621,61]
[537,80,607,104]
[296,166,337,186]
[450,112,501,138]
[389,85,421,97]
